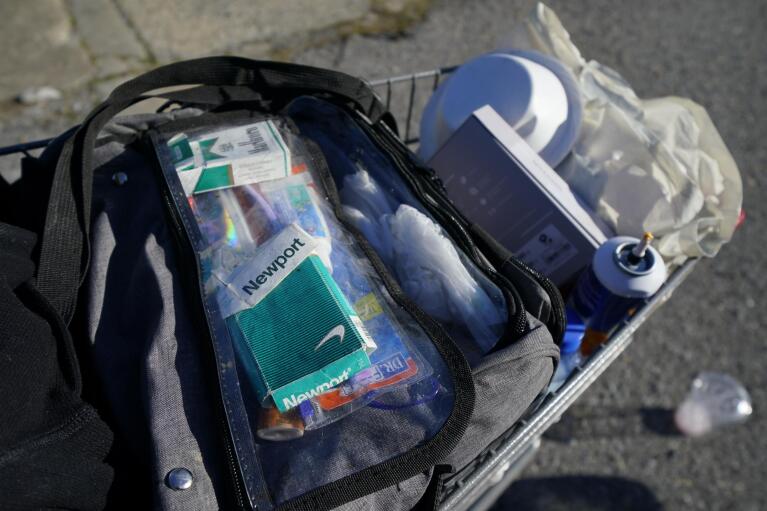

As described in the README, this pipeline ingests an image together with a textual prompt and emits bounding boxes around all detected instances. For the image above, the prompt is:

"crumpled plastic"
[389,205,504,353]
[341,169,507,353]
[502,3,742,264]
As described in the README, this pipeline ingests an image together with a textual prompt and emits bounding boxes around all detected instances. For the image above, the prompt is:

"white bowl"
[419,50,582,168]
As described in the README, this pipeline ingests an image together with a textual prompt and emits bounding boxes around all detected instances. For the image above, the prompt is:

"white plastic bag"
[389,205,506,353]
[341,169,507,353]
[503,3,742,263]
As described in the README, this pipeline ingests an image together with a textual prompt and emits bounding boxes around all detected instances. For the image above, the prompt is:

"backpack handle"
[36,57,386,321]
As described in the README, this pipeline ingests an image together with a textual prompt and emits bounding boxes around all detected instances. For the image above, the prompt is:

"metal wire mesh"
[0,66,460,157]
[368,66,456,145]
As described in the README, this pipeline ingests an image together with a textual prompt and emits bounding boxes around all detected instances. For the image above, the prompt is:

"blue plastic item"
[549,308,585,391]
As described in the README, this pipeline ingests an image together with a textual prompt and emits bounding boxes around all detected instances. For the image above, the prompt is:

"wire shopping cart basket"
[367,67,698,511]
[0,65,698,511]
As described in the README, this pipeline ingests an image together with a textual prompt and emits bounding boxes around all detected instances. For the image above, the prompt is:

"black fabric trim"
[412,465,454,511]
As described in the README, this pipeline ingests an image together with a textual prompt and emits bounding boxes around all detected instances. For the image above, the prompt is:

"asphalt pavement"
[296,1,767,510]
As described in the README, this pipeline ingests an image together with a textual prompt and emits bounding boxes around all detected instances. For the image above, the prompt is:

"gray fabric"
[336,471,432,511]
[87,137,226,510]
[82,110,559,510]
[445,315,559,471]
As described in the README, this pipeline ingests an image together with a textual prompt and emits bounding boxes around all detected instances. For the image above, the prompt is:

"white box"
[427,105,612,286]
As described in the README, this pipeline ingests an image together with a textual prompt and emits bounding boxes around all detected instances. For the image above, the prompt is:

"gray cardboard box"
[427,105,612,286]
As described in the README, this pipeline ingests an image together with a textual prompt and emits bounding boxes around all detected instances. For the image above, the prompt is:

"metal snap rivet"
[112,172,128,186]
[166,467,193,491]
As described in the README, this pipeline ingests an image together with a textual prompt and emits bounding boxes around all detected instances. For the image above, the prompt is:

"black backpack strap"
[108,57,386,120]
[35,57,386,322]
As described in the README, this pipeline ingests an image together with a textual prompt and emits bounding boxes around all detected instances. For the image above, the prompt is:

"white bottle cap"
[419,50,582,167]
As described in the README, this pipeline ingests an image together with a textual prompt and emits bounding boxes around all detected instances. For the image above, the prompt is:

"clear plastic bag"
[502,4,742,264]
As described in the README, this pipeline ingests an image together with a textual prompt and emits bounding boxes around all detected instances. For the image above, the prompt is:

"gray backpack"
[29,57,561,510]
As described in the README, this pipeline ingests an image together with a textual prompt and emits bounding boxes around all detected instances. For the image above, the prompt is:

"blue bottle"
[549,308,586,392]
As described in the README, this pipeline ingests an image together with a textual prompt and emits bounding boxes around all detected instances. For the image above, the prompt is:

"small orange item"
[579,328,610,356]
[257,406,304,441]
[315,359,420,411]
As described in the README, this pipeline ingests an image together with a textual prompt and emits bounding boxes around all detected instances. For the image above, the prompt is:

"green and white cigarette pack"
[168,120,292,196]
[219,224,376,412]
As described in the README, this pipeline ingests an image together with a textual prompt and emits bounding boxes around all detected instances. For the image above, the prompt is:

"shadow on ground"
[542,406,681,442]
[639,407,680,437]
[491,475,663,511]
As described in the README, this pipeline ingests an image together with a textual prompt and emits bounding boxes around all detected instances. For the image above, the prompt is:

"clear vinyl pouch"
[150,111,473,509]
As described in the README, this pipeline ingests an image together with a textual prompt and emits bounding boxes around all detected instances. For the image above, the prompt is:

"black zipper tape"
[501,256,566,344]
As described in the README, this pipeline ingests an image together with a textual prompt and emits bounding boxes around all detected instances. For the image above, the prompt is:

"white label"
[350,314,377,352]
[215,223,317,317]
[177,120,292,195]
[515,224,577,277]
[177,167,204,195]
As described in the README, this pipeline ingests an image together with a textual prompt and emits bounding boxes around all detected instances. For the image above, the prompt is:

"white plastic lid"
[593,236,668,298]
[419,50,582,167]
